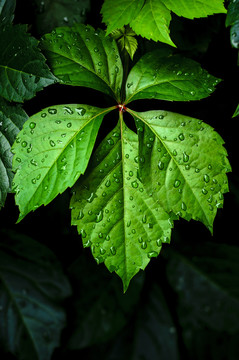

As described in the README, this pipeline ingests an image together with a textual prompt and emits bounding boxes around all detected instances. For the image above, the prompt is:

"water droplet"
[156,239,162,247]
[204,174,210,183]
[48,108,57,115]
[87,192,94,202]
[80,229,86,238]
[181,202,187,211]
[29,122,36,129]
[30,159,38,166]
[21,141,27,147]
[202,188,208,195]
[76,107,86,116]
[77,210,84,219]
[141,242,147,249]
[64,106,74,115]
[110,246,116,255]
[105,180,111,187]
[174,179,181,188]
[183,152,189,162]
[178,133,185,141]
[96,210,103,223]
[115,66,119,73]
[107,138,114,145]
[148,251,158,258]
[127,82,133,88]
[131,180,138,188]
[158,161,164,170]
[142,214,147,223]
[94,47,99,52]
[67,122,72,128]
[31,178,36,184]
[49,140,56,147]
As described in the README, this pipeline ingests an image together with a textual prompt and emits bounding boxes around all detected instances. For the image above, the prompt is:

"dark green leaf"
[71,116,173,292]
[34,0,91,35]
[130,109,231,232]
[131,283,180,360]
[166,243,239,333]
[0,98,28,209]
[125,51,220,104]
[12,104,112,221]
[0,0,16,24]
[0,230,72,360]
[233,103,239,117]
[68,255,144,349]
[41,24,123,101]
[0,24,56,103]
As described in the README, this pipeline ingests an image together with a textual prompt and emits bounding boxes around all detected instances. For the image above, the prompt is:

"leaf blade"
[0,24,56,103]
[70,117,173,291]
[12,104,112,221]
[0,97,28,209]
[125,51,220,104]
[130,109,231,232]
[41,24,123,101]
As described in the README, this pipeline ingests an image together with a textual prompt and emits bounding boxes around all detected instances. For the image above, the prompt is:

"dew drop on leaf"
[96,210,103,223]
[76,107,86,116]
[49,140,56,147]
[174,179,181,188]
[178,133,185,141]
[158,161,164,170]
[29,122,36,129]
[131,180,138,188]
[48,108,57,115]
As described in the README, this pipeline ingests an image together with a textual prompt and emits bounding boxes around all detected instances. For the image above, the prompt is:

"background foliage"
[0,0,239,359]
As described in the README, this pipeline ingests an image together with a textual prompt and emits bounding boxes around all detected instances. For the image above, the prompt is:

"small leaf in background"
[12,104,112,221]
[131,283,179,360]
[110,26,138,60]
[233,103,239,117]
[41,24,123,101]
[0,230,72,360]
[166,243,239,333]
[0,0,16,24]
[125,50,221,103]
[67,255,144,349]
[33,0,91,35]
[0,24,56,103]
[226,0,239,49]
[0,98,28,209]
[130,109,231,232]
[71,117,173,292]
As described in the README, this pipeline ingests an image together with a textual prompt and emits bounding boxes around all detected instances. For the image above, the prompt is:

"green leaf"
[233,103,239,117]
[125,51,221,104]
[111,26,138,60]
[101,0,144,36]
[131,283,180,360]
[226,0,239,49]
[161,0,227,19]
[166,243,239,333]
[70,116,173,292]
[12,104,112,221]
[0,0,16,24]
[33,0,91,35]
[67,255,144,349]
[130,109,231,232]
[0,24,56,103]
[0,98,28,209]
[130,0,175,47]
[41,24,123,101]
[0,230,71,360]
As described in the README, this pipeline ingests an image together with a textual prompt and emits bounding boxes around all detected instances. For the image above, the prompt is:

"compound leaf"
[130,109,231,233]
[12,104,111,221]
[101,0,144,36]
[70,116,173,292]
[0,230,71,360]
[125,51,220,104]
[0,24,56,103]
[41,24,123,101]
[0,98,28,209]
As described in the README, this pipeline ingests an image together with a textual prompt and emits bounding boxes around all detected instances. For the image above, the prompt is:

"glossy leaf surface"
[0,98,28,208]
[130,109,230,232]
[0,24,56,103]
[0,0,16,24]
[71,116,173,291]
[125,51,220,104]
[41,24,123,101]
[12,105,111,221]
[0,230,71,360]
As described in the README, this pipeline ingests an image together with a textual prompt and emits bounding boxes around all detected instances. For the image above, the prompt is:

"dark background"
[1,1,239,359]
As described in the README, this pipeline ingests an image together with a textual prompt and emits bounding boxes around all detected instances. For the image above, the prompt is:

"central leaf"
[70,115,173,291]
